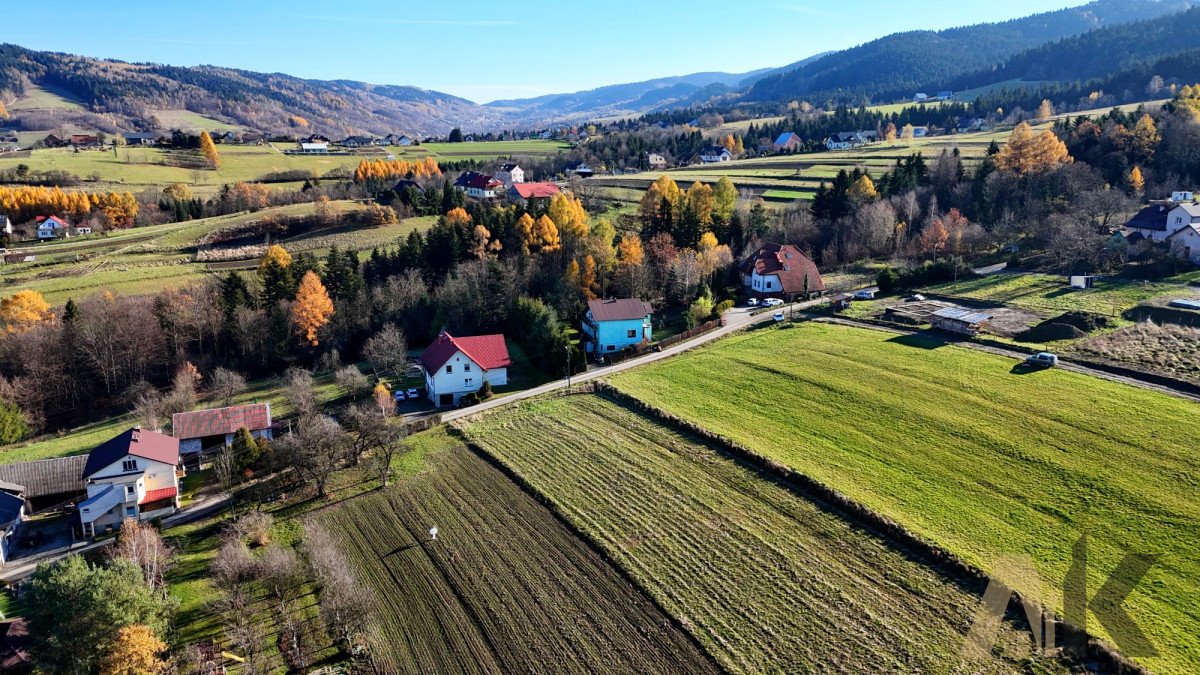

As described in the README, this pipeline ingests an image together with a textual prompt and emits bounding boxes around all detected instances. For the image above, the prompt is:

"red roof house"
[508,182,561,204]
[420,332,511,407]
[740,243,824,298]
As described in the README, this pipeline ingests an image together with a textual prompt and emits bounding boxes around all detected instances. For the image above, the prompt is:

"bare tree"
[304,522,374,648]
[208,367,248,406]
[213,444,238,491]
[283,367,317,420]
[362,324,408,378]
[132,389,167,432]
[334,365,370,398]
[276,415,347,498]
[110,518,174,595]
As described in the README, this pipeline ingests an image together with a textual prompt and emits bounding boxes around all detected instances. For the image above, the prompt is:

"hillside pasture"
[0,200,425,304]
[609,321,1200,675]
[318,441,717,674]
[463,394,1069,674]
[9,84,86,111]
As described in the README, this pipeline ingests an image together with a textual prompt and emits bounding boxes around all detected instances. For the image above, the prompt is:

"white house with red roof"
[419,331,510,407]
[35,215,69,241]
[171,403,273,457]
[78,427,182,536]
[740,242,825,300]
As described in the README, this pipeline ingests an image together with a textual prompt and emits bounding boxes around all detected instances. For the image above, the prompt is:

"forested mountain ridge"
[744,0,1196,104]
[0,44,502,137]
[945,5,1200,88]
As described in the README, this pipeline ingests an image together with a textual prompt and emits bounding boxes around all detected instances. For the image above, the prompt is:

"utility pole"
[565,345,572,389]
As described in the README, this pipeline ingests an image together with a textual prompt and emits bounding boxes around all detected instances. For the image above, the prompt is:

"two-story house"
[1124,193,1200,260]
[581,298,653,356]
[35,215,68,241]
[773,132,803,151]
[496,163,524,186]
[454,171,503,199]
[78,428,182,536]
[508,182,560,208]
[647,153,668,169]
[740,242,825,300]
[420,332,511,407]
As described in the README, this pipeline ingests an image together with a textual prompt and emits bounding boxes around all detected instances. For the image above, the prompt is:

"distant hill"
[945,5,1200,89]
[0,44,503,137]
[744,0,1196,104]
[484,70,773,124]
[485,53,832,125]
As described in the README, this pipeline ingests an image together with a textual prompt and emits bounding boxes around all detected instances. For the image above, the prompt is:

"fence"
[657,319,724,350]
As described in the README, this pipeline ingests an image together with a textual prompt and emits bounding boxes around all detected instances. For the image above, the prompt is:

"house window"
[606,345,616,351]
[445,365,453,374]
[122,459,137,471]
[465,377,474,386]
[465,363,471,372]
[126,506,136,516]
[126,484,136,496]
[627,329,637,338]
[765,281,773,289]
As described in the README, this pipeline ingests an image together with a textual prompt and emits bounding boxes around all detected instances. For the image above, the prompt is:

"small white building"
[419,332,511,407]
[496,163,524,187]
[78,428,182,537]
[647,153,667,169]
[298,142,329,154]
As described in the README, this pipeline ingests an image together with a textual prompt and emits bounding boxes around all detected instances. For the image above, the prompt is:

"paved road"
[442,298,827,423]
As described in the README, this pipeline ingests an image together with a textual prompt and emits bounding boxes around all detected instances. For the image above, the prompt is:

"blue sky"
[1,0,1088,103]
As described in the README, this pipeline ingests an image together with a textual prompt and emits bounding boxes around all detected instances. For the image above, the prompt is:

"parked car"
[1025,352,1059,368]
[406,388,421,399]
[747,298,759,307]
[772,311,785,322]
[853,289,877,300]
[906,293,926,301]
[763,298,784,307]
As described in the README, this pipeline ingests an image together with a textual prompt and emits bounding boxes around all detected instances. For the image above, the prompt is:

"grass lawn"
[924,273,1189,317]
[609,321,1200,675]
[463,395,1068,674]
[9,84,85,111]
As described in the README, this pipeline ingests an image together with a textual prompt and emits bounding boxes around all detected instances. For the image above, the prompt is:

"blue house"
[582,298,653,356]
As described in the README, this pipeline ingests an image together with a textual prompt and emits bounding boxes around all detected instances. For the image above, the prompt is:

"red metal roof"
[83,428,180,477]
[510,182,560,199]
[172,403,272,440]
[139,486,177,505]
[420,332,511,372]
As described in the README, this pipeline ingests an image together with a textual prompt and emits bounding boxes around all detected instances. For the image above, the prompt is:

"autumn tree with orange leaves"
[995,122,1072,175]
[0,186,138,228]
[353,157,441,183]
[0,290,53,333]
[198,131,220,170]
[98,624,167,675]
[292,271,334,346]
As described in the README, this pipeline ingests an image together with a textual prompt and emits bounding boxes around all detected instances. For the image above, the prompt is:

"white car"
[763,298,784,307]
[406,388,420,399]
[854,290,876,300]
[747,298,759,307]
[772,311,785,322]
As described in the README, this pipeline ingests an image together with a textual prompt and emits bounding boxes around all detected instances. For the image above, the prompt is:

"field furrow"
[318,444,715,674]
[463,394,1065,674]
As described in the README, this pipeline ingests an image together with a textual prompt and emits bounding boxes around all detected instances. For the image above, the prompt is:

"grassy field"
[151,109,245,133]
[0,200,434,304]
[924,273,1192,317]
[9,84,85,111]
[462,394,1071,674]
[609,321,1200,674]
[0,140,570,189]
[0,366,350,465]
[319,436,716,673]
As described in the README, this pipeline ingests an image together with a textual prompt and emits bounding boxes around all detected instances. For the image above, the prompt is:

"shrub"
[479,381,494,401]
[713,299,734,317]
[876,267,900,294]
